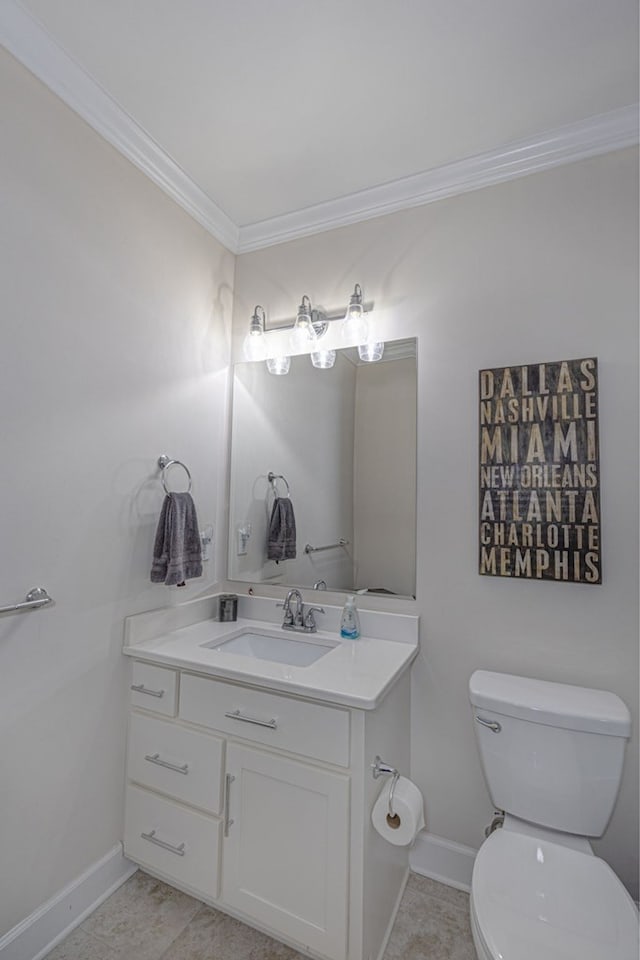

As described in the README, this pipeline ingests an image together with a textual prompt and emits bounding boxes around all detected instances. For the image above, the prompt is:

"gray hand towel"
[151,492,203,586]
[267,497,297,561]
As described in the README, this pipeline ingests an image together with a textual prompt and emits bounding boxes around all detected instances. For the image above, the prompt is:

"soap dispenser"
[340,595,361,639]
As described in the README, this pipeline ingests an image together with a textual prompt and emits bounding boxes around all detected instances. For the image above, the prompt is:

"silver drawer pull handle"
[131,683,165,699]
[144,753,189,775]
[476,716,502,733]
[140,829,185,856]
[224,709,277,730]
[224,773,235,837]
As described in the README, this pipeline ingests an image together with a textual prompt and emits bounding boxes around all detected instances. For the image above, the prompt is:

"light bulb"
[341,284,369,342]
[290,295,317,352]
[243,306,267,361]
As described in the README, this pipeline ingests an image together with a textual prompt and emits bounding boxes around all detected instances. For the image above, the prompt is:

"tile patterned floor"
[44,870,475,960]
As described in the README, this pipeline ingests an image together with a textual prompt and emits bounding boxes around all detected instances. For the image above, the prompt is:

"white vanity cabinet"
[123,657,411,960]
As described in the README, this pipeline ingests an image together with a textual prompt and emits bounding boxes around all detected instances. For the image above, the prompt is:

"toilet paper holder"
[371,755,400,818]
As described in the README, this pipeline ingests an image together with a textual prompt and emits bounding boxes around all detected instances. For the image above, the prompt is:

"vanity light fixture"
[243,284,384,374]
[243,305,267,361]
[341,284,369,343]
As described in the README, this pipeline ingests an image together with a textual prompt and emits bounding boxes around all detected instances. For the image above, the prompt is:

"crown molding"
[0,0,239,252]
[2,0,637,257]
[238,104,639,252]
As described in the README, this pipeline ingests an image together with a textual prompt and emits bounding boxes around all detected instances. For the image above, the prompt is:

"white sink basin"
[202,629,337,667]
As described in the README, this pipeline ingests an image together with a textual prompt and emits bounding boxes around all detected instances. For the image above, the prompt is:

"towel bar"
[0,587,53,616]
[304,538,349,554]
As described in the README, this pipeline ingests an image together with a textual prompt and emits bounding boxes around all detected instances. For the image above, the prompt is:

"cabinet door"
[223,744,349,960]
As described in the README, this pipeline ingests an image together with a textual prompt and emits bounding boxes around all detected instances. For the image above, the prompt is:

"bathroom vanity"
[122,594,418,960]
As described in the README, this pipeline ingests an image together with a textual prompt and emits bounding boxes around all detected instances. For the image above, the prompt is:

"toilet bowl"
[469,670,639,960]
[470,828,639,960]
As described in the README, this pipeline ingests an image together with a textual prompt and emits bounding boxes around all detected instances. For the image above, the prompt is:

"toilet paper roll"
[371,776,425,846]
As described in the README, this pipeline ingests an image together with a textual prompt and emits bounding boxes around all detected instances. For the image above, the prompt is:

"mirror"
[227,338,417,598]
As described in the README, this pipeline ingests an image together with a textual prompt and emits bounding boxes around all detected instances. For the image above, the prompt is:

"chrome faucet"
[279,590,324,633]
[282,589,304,630]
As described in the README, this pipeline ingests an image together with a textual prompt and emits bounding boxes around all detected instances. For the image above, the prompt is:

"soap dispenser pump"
[340,595,361,639]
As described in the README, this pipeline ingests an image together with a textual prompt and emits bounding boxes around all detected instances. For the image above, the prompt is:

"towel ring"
[267,472,290,498]
[158,455,192,495]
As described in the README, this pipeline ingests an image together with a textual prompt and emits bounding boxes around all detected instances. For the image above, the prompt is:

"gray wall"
[0,49,234,934]
[232,146,639,897]
[353,357,417,596]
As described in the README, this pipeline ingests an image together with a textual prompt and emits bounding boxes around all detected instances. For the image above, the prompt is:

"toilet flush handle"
[476,715,502,733]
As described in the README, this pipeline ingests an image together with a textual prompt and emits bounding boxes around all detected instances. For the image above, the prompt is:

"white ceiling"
[3,0,639,249]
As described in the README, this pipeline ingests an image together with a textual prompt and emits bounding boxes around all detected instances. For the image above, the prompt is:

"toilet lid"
[472,830,639,960]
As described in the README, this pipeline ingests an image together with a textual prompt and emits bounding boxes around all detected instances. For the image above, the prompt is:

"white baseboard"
[409,831,477,893]
[0,844,137,960]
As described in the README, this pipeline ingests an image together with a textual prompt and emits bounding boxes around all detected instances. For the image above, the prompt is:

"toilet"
[469,670,639,960]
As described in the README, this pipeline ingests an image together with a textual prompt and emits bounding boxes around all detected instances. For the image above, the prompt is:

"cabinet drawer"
[124,785,220,900]
[130,662,178,717]
[180,674,350,767]
[127,712,223,814]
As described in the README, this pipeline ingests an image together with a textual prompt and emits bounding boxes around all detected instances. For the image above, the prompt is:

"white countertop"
[123,615,418,710]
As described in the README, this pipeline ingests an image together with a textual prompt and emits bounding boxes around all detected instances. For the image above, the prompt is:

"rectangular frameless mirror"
[227,338,417,599]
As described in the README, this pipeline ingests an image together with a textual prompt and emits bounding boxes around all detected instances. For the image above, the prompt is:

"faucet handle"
[276,600,294,626]
[304,606,325,632]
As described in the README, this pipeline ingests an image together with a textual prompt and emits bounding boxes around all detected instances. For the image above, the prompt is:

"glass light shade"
[311,349,336,369]
[290,322,317,352]
[341,302,369,342]
[243,328,267,361]
[290,295,319,353]
[358,341,384,362]
[289,313,317,352]
[243,306,267,361]
[266,355,291,376]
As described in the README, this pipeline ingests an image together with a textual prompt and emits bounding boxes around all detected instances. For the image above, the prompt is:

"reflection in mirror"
[227,339,417,598]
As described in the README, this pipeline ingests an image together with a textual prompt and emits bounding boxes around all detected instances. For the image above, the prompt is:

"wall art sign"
[479,357,600,584]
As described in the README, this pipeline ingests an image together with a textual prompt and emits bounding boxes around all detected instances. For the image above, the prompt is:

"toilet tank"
[469,671,631,837]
